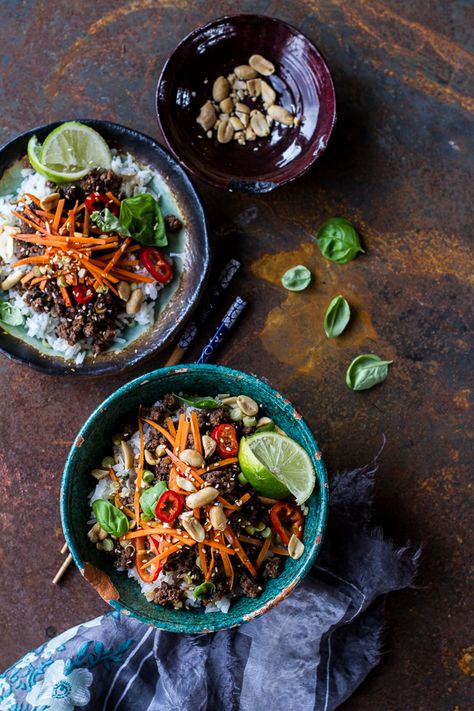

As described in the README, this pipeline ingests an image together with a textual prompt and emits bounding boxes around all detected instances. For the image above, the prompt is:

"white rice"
[0,153,167,365]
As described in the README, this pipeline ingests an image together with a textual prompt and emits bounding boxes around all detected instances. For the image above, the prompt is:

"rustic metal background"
[0,1,472,708]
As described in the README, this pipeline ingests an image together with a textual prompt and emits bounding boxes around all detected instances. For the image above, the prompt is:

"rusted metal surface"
[0,1,472,709]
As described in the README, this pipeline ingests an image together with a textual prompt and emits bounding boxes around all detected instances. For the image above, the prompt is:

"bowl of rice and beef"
[61,364,328,633]
[0,120,209,375]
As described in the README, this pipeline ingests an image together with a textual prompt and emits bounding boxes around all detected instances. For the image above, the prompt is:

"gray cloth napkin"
[0,463,419,711]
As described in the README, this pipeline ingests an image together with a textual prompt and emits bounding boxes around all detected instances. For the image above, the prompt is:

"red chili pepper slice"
[210,424,239,458]
[139,247,173,284]
[72,284,96,304]
[155,490,184,524]
[135,535,162,583]
[270,502,304,546]
[84,191,119,216]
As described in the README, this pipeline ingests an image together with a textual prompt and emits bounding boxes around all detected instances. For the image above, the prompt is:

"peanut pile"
[196,54,299,146]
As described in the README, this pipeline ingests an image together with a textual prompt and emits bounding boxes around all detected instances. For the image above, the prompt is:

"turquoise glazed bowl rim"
[61,364,328,632]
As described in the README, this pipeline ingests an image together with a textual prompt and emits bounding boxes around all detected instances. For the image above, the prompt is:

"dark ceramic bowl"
[61,364,328,633]
[156,14,336,192]
[0,120,210,375]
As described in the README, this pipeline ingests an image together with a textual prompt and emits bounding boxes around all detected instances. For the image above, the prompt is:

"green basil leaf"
[281,265,312,291]
[175,394,222,409]
[324,295,351,337]
[119,194,167,247]
[346,354,393,391]
[90,208,131,237]
[0,302,23,326]
[316,217,364,264]
[92,499,130,537]
[193,581,216,600]
[140,481,167,519]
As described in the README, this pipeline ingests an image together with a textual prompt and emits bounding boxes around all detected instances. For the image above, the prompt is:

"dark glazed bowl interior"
[0,120,210,376]
[61,364,328,633]
[156,14,336,192]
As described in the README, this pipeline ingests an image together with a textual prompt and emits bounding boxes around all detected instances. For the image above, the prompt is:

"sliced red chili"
[135,535,162,583]
[84,191,119,216]
[139,247,173,284]
[155,490,184,524]
[210,424,239,458]
[270,502,304,546]
[72,284,95,304]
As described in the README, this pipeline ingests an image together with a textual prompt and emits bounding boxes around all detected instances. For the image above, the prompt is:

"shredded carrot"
[102,237,131,275]
[205,548,215,581]
[105,191,121,207]
[224,525,257,576]
[124,528,190,542]
[60,286,72,307]
[204,539,235,556]
[234,492,252,508]
[68,210,75,238]
[179,418,190,452]
[255,532,273,570]
[140,540,196,568]
[24,193,42,206]
[125,243,141,253]
[12,255,50,267]
[237,535,289,556]
[108,266,154,283]
[142,419,175,447]
[190,411,202,455]
[20,270,35,285]
[198,543,208,576]
[39,278,47,290]
[83,206,89,236]
[193,507,200,519]
[52,198,65,231]
[196,458,238,475]
[221,550,234,588]
[165,417,176,437]
[134,416,145,524]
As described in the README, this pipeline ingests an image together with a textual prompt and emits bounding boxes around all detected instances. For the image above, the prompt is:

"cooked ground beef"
[261,556,284,580]
[163,546,199,578]
[77,169,123,197]
[114,542,135,569]
[163,393,179,411]
[239,573,262,598]
[55,291,119,353]
[204,468,237,496]
[164,214,183,232]
[146,430,167,453]
[194,406,230,432]
[58,184,84,210]
[228,499,270,533]
[154,455,171,481]
[153,582,184,607]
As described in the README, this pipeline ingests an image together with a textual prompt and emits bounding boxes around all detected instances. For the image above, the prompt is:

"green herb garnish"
[0,302,23,326]
[175,394,222,409]
[316,217,364,264]
[91,193,167,247]
[281,265,312,291]
[346,354,392,391]
[324,295,351,337]
[193,581,216,600]
[92,499,129,537]
[140,481,167,519]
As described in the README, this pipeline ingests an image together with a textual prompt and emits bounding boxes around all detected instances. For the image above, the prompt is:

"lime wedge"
[238,431,316,504]
[30,122,111,183]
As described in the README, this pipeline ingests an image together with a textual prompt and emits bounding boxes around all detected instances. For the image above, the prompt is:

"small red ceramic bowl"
[156,14,336,192]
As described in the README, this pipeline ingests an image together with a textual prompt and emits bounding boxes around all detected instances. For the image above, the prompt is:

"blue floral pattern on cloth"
[0,467,419,711]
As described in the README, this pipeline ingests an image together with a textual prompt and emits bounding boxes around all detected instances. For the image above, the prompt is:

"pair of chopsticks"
[53,258,247,584]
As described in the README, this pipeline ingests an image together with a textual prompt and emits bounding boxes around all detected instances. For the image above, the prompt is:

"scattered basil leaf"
[0,302,23,326]
[140,481,167,519]
[281,265,312,291]
[92,499,130,537]
[346,354,393,391]
[316,217,364,264]
[193,581,216,600]
[91,194,167,248]
[175,394,222,410]
[90,208,130,237]
[324,295,351,338]
[119,194,167,247]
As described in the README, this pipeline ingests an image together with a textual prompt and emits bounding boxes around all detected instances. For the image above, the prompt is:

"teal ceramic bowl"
[61,364,328,632]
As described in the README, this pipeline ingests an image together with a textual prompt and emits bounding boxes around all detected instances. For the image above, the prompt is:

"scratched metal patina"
[0,1,472,709]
